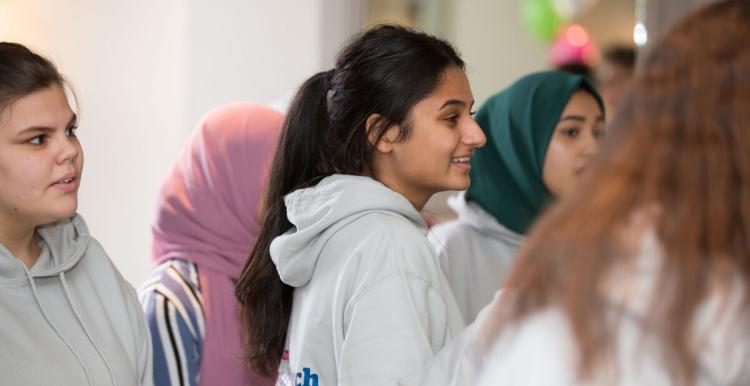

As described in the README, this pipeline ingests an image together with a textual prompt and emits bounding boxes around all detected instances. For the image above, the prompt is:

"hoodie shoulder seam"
[345,270,442,313]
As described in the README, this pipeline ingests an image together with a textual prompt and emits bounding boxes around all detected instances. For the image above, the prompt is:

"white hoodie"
[428,193,523,323]
[272,174,465,386]
[475,232,750,386]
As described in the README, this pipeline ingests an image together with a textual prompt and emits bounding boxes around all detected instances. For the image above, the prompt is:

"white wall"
[185,1,322,125]
[578,0,635,48]
[450,0,548,106]
[0,0,359,286]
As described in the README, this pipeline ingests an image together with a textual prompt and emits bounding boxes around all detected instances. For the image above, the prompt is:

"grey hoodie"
[273,174,464,386]
[0,214,153,386]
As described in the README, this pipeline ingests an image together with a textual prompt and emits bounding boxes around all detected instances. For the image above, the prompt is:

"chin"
[442,175,471,192]
[46,205,79,224]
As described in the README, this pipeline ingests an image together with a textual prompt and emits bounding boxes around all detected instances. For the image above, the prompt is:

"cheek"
[544,141,578,173]
[543,141,574,192]
[0,168,33,203]
[400,125,441,160]
[6,155,48,192]
[77,145,85,169]
[422,126,459,156]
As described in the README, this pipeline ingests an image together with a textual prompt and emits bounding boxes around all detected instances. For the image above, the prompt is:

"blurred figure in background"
[430,71,605,323]
[597,44,636,120]
[476,1,750,384]
[557,62,594,81]
[140,103,282,386]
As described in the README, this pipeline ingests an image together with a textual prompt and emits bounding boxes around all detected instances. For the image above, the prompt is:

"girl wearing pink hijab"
[140,103,283,386]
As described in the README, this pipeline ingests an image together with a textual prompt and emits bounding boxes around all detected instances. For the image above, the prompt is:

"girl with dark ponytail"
[236,24,485,385]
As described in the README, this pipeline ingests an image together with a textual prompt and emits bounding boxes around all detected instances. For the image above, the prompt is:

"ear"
[366,113,400,154]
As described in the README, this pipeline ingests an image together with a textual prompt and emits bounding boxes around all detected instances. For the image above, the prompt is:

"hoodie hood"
[448,192,523,249]
[0,213,150,386]
[0,214,89,284]
[270,174,427,287]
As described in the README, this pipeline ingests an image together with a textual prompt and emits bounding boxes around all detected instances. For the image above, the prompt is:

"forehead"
[0,85,74,133]
[414,66,473,110]
[563,90,602,113]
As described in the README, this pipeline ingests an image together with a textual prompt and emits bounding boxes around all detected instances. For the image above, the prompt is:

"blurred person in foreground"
[597,45,635,120]
[475,1,750,385]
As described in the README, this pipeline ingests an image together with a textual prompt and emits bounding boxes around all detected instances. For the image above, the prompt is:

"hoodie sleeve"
[338,272,452,386]
[135,293,155,386]
[119,276,155,386]
[113,263,155,386]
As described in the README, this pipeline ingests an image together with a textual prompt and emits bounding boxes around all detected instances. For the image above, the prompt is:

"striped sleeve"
[140,260,205,386]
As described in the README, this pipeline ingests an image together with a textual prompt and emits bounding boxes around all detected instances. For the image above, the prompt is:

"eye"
[470,110,477,116]
[28,135,46,145]
[561,128,580,138]
[444,114,459,124]
[66,125,78,137]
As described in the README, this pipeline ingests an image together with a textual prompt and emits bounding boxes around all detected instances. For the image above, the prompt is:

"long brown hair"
[495,0,750,384]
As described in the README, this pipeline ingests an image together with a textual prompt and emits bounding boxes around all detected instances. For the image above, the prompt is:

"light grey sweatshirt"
[272,174,465,386]
[0,214,153,386]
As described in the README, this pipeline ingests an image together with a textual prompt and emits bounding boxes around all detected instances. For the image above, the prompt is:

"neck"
[0,217,41,269]
[371,172,430,211]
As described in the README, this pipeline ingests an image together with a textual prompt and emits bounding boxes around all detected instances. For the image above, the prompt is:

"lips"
[50,172,80,192]
[451,153,473,164]
[57,177,75,184]
[52,172,78,185]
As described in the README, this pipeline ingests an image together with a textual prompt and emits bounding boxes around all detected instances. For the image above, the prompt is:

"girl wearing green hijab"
[429,71,605,323]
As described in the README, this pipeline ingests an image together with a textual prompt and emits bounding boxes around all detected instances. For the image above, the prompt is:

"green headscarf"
[466,71,603,234]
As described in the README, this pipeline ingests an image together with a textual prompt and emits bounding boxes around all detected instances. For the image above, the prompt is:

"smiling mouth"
[52,176,77,185]
[451,157,471,164]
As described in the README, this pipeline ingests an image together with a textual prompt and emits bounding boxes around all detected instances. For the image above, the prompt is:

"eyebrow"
[558,114,605,123]
[16,113,78,136]
[439,99,475,110]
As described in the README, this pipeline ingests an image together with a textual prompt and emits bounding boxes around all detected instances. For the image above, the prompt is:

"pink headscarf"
[151,102,283,386]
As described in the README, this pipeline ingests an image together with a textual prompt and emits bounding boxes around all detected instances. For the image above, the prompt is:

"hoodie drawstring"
[60,271,118,386]
[24,268,94,386]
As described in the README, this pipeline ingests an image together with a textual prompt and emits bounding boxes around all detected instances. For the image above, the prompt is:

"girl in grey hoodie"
[235,25,485,386]
[0,42,152,386]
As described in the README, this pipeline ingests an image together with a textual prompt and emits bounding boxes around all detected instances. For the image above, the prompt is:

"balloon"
[552,0,599,20]
[521,0,565,43]
[549,24,599,66]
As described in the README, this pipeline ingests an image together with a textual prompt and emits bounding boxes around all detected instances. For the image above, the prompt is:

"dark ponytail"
[235,24,464,376]
[235,72,333,376]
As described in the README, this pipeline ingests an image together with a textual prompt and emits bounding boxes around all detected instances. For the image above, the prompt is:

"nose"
[56,135,80,165]
[462,117,486,148]
[580,130,599,157]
